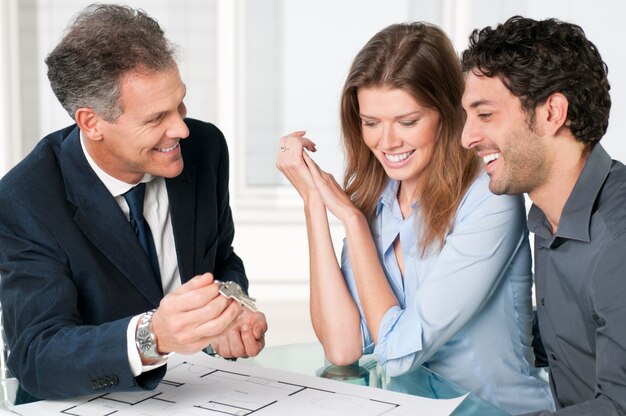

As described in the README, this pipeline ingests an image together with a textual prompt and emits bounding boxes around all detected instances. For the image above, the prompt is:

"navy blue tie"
[123,183,162,286]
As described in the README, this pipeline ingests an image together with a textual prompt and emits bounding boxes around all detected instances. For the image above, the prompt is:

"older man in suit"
[0,4,267,403]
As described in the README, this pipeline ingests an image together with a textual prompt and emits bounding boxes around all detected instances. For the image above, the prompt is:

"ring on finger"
[280,146,290,152]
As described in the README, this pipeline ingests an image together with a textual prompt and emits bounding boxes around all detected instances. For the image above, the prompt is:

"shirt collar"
[528,143,612,244]
[376,179,400,216]
[80,130,154,197]
[374,178,419,254]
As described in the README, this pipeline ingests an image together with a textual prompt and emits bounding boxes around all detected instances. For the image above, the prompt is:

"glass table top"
[245,342,509,416]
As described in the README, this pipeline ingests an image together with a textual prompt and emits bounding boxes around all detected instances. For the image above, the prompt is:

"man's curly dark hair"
[461,16,611,148]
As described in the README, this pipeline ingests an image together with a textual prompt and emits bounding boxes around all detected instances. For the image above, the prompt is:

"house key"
[217,281,258,312]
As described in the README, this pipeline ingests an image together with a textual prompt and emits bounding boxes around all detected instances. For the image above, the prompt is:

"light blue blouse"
[340,173,554,415]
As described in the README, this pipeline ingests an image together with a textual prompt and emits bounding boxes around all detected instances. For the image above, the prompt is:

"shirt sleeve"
[126,314,169,377]
[520,398,623,416]
[588,232,626,414]
[526,233,626,415]
[373,185,530,375]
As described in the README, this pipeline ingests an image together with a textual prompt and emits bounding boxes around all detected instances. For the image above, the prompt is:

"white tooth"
[157,143,178,153]
[385,151,413,163]
[482,153,501,164]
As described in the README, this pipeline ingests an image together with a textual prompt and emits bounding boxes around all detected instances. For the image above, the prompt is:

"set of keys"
[217,281,258,312]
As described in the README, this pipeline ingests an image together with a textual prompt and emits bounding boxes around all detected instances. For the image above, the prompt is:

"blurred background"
[1,0,625,346]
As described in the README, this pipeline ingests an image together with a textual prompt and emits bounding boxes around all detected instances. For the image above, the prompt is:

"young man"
[0,4,267,403]
[461,16,625,415]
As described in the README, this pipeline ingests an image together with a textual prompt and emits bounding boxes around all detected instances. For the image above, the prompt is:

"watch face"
[137,329,153,351]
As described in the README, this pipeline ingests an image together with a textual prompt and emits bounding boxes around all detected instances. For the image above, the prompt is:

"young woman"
[276,22,553,415]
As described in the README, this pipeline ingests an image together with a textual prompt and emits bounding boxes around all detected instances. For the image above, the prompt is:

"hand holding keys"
[217,281,258,312]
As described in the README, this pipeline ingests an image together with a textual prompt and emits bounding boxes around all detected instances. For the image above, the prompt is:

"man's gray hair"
[46,3,178,121]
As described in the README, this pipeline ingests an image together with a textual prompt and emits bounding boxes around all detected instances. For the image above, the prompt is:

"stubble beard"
[487,128,547,196]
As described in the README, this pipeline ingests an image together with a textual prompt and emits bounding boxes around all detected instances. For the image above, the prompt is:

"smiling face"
[461,71,549,195]
[89,65,189,184]
[357,87,440,195]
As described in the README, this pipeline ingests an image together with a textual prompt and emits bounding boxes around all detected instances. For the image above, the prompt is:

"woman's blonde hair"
[340,22,481,254]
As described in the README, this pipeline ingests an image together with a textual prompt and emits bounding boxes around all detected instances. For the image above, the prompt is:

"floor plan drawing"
[12,353,465,416]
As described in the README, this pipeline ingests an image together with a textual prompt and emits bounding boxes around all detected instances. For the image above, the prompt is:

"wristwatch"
[135,309,166,361]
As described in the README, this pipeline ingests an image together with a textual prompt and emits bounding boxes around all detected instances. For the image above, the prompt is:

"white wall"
[0,0,22,175]
[2,0,626,302]
[31,0,218,144]
[232,0,626,300]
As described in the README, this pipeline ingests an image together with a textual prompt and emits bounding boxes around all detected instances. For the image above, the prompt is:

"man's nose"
[167,114,189,140]
[461,119,480,149]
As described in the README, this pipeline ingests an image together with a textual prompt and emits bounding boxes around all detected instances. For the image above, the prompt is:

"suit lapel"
[166,164,196,284]
[59,127,162,306]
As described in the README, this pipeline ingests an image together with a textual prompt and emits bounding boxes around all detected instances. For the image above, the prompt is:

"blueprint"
[10,352,465,415]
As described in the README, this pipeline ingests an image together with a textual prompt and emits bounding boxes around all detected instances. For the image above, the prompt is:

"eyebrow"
[144,110,165,122]
[467,99,494,109]
[144,84,187,121]
[359,111,422,119]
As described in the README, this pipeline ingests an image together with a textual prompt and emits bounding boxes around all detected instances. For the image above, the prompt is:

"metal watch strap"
[135,308,166,361]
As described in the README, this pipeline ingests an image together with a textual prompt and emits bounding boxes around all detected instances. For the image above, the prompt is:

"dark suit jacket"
[0,118,247,402]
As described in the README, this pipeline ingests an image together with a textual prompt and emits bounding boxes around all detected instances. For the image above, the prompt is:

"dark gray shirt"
[527,144,626,415]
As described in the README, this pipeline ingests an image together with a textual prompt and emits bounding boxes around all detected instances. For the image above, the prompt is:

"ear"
[539,92,569,136]
[75,107,103,142]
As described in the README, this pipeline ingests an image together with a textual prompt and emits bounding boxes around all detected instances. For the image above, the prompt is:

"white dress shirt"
[80,133,179,375]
